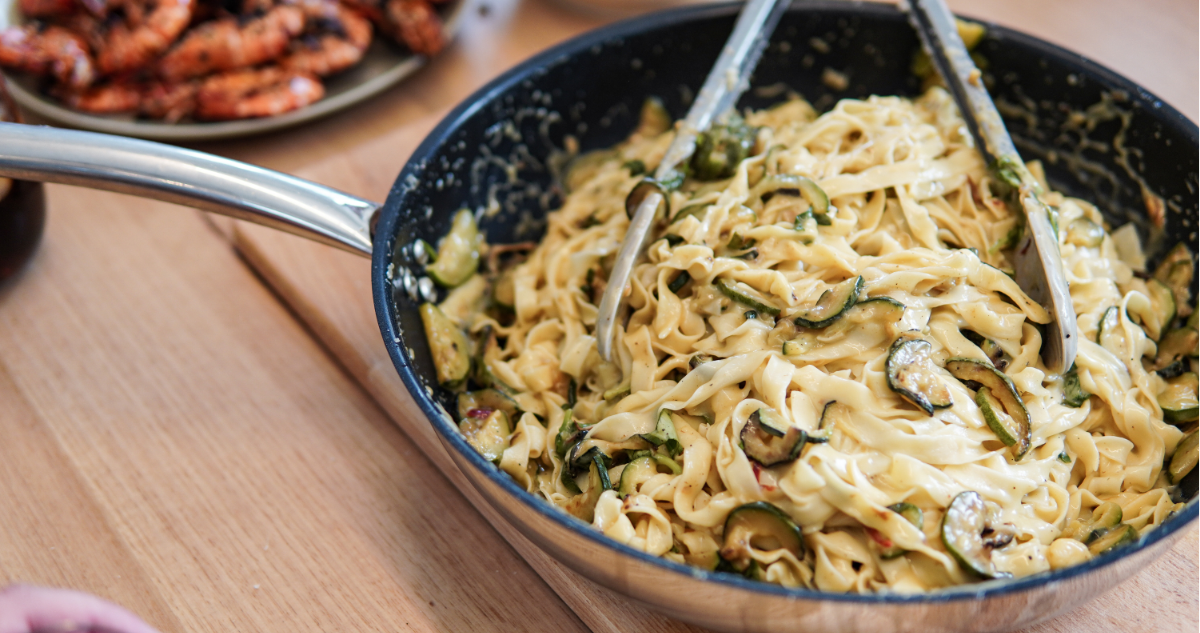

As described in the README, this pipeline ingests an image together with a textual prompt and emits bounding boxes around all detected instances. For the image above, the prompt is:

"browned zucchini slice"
[419,302,471,389]
[719,502,805,572]
[459,409,511,463]
[941,491,1012,580]
[741,408,804,467]
[791,277,863,329]
[1167,429,1198,484]
[945,358,1031,461]
[887,338,953,415]
[426,209,480,288]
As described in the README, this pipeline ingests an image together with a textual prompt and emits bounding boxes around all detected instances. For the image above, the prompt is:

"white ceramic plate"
[0,0,464,141]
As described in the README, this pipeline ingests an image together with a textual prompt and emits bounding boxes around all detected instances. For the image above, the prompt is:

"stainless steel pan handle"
[0,122,380,256]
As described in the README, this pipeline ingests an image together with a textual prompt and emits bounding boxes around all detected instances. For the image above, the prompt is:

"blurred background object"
[0,74,44,283]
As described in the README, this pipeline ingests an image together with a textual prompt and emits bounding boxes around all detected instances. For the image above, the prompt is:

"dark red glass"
[0,76,46,284]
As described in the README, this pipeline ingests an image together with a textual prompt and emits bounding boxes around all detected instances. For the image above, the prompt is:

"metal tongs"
[905,0,1077,373]
[595,0,789,361]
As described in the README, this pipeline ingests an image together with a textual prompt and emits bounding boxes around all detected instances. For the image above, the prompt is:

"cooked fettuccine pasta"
[420,87,1198,592]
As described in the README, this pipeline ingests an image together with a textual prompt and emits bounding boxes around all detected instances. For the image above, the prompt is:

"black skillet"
[1,2,1196,631]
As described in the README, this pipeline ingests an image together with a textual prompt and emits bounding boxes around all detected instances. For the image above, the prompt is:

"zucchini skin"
[1062,363,1090,408]
[1167,429,1198,484]
[940,491,1011,580]
[1159,372,1199,425]
[791,276,863,329]
[426,209,481,288]
[944,358,1031,461]
[419,303,472,389]
[716,278,781,317]
[740,409,805,467]
[886,337,954,416]
[719,502,805,573]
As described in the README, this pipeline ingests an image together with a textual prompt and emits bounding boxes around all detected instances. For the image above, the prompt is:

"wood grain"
[0,184,587,633]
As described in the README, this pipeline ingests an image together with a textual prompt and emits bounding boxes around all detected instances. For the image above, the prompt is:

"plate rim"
[0,0,466,141]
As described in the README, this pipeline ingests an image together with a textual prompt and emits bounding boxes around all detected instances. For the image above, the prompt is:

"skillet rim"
[372,0,1199,607]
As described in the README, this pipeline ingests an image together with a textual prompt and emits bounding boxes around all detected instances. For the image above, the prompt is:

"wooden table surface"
[1,1,1196,632]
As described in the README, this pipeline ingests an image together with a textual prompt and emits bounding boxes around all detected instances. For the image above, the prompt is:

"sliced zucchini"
[564,457,612,522]
[791,277,863,329]
[976,387,1031,461]
[741,408,805,467]
[554,407,583,459]
[1153,243,1194,314]
[419,303,471,389]
[640,409,683,457]
[1062,363,1090,408]
[459,409,511,463]
[886,338,954,416]
[941,491,1012,580]
[1065,217,1105,248]
[873,502,924,559]
[962,330,1010,371]
[653,452,682,474]
[1087,524,1137,556]
[748,174,834,225]
[625,177,670,220]
[634,97,672,138]
[719,502,805,572]
[493,268,516,309]
[617,456,657,497]
[1159,372,1199,425]
[1167,429,1198,484]
[945,358,1031,461]
[716,278,781,317]
[456,389,520,422]
[811,401,849,443]
[1076,502,1123,544]
[1158,327,1199,365]
[668,270,691,294]
[691,114,756,181]
[426,209,480,288]
[1128,279,1176,342]
[671,202,709,224]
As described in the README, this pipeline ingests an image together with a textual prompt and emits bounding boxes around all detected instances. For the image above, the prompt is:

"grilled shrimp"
[98,0,195,75]
[194,66,322,119]
[54,79,141,112]
[138,78,196,120]
[279,2,371,77]
[0,24,96,87]
[157,4,303,80]
[383,0,443,56]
